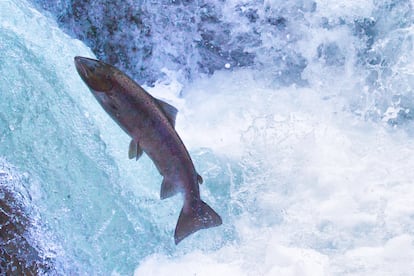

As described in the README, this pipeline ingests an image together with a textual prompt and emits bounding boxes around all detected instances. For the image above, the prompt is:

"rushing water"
[2,0,414,275]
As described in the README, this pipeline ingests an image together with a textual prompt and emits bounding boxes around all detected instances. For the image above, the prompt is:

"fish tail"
[174,200,222,245]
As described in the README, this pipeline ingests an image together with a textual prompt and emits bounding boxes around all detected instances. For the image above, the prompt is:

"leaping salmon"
[74,56,222,244]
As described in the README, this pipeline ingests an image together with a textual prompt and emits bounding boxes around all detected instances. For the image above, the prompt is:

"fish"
[74,56,222,244]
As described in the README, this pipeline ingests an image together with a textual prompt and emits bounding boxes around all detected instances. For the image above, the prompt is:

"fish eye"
[109,102,118,110]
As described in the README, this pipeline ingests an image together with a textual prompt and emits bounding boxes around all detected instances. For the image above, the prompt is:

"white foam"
[4,0,414,274]
[134,66,414,274]
[315,0,374,19]
[135,236,330,276]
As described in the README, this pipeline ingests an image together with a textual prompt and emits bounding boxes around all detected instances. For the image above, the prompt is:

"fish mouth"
[74,56,96,79]
[74,56,113,92]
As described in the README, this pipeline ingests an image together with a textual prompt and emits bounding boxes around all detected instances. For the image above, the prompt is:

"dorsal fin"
[156,98,178,127]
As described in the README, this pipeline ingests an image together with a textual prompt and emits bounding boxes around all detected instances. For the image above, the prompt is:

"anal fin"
[128,139,143,160]
[160,177,180,199]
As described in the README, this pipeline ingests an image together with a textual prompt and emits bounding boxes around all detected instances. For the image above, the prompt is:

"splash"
[2,0,414,275]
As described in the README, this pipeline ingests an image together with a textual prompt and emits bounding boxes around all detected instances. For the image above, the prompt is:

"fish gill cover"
[1,0,414,275]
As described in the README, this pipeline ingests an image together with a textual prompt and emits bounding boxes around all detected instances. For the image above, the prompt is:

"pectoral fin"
[160,177,180,199]
[128,140,143,160]
[156,98,178,127]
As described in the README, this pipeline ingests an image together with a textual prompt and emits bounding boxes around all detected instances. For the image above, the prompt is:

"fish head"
[74,56,114,92]
[74,56,129,131]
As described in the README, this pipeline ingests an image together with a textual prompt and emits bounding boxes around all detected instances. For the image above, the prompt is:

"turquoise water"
[2,0,414,275]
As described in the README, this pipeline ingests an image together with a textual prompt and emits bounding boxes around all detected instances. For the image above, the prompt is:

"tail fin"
[174,200,222,245]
